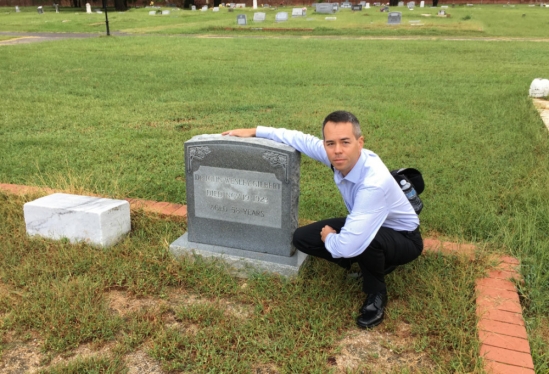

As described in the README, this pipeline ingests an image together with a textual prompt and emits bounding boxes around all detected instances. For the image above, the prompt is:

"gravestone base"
[170,233,308,277]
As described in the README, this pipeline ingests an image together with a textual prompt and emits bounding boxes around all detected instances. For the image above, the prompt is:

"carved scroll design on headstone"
[262,151,288,183]
[187,146,211,172]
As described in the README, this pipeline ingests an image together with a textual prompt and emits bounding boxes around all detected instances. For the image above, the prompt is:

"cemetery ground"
[0,11,549,373]
[1,4,549,38]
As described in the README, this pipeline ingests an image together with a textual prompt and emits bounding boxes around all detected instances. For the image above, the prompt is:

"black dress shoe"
[356,292,387,329]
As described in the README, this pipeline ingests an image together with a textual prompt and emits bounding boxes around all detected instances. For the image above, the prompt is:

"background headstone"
[340,1,352,8]
[86,2,91,13]
[398,1,404,5]
[315,3,334,13]
[352,4,362,10]
[213,6,219,11]
[201,5,208,10]
[407,1,414,9]
[37,6,44,14]
[420,0,424,7]
[387,11,402,23]
[162,9,170,14]
[237,13,247,24]
[149,10,156,14]
[191,5,196,10]
[253,12,266,21]
[15,5,20,12]
[275,11,288,22]
[170,135,305,277]
[291,7,305,16]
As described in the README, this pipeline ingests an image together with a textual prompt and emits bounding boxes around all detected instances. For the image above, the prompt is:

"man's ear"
[358,136,364,148]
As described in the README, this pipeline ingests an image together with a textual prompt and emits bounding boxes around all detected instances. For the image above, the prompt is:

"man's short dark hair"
[322,111,362,139]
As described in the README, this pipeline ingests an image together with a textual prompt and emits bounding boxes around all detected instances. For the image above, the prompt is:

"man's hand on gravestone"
[221,128,257,138]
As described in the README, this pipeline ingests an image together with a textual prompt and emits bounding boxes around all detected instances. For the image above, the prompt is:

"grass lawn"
[1,4,549,37]
[0,14,548,373]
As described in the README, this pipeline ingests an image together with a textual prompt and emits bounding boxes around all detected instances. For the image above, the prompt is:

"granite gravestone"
[352,5,363,10]
[170,135,305,276]
[387,11,401,23]
[37,6,44,14]
[15,5,20,12]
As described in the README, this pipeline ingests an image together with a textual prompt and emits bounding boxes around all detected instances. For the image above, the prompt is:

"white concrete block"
[24,193,131,247]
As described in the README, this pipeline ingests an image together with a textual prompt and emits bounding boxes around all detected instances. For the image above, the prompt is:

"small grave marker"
[325,16,336,20]
[162,9,170,14]
[407,1,415,9]
[275,11,288,21]
[398,1,404,6]
[149,10,156,14]
[201,5,208,11]
[387,11,401,23]
[15,5,20,12]
[340,1,352,8]
[352,4,362,10]
[86,2,91,13]
[235,3,246,7]
[191,5,196,10]
[237,13,247,24]
[24,193,131,248]
[420,0,424,7]
[37,6,44,14]
[213,6,219,11]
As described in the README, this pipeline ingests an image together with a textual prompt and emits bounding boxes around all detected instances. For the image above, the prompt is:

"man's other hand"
[221,128,257,137]
[321,225,336,243]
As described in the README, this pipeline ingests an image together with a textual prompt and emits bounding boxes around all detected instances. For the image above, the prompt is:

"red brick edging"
[0,183,534,372]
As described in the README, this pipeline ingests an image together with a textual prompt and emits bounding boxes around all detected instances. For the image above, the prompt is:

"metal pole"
[102,0,110,36]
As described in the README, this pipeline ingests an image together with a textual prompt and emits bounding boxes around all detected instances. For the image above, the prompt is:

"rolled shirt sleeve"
[325,186,388,258]
[256,126,330,166]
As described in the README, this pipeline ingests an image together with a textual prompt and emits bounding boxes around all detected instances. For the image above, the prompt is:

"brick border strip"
[0,183,534,372]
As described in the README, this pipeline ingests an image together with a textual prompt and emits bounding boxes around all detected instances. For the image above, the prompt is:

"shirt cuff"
[256,126,273,139]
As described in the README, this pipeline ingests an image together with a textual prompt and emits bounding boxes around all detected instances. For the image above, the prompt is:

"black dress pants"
[292,218,423,294]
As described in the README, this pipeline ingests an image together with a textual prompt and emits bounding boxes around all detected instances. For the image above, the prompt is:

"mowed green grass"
[0,32,548,371]
[1,4,549,37]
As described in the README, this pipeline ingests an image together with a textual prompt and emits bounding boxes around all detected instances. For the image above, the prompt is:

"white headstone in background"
[398,1,404,6]
[15,5,20,12]
[365,2,370,8]
[213,6,219,11]
[37,5,44,13]
[253,12,266,21]
[191,5,196,10]
[325,16,336,20]
[86,2,91,13]
[292,7,304,16]
[149,10,156,14]
[420,0,424,6]
[253,0,257,9]
[407,1,415,9]
[201,5,208,10]
[162,9,170,14]
[275,11,288,22]
[235,3,245,7]
[24,193,131,248]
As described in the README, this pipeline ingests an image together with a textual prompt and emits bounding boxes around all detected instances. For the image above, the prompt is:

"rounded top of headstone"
[186,134,298,152]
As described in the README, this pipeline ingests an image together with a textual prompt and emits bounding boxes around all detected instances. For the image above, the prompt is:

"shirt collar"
[334,151,366,185]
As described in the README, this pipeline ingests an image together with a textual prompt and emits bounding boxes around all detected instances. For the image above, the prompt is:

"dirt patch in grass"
[334,322,435,373]
[0,337,43,374]
[125,350,165,374]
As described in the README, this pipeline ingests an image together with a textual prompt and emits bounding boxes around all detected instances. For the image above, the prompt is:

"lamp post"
[102,0,111,36]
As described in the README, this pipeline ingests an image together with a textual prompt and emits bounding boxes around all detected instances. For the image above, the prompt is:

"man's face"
[323,121,364,177]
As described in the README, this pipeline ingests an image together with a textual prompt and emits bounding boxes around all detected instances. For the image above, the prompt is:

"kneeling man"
[222,110,423,328]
